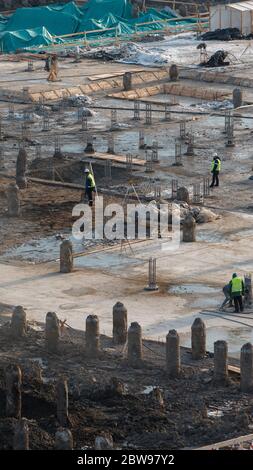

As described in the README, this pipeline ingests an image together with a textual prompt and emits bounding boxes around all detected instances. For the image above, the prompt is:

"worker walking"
[84,168,96,207]
[229,273,244,313]
[210,153,221,188]
[47,54,58,82]
[220,283,233,310]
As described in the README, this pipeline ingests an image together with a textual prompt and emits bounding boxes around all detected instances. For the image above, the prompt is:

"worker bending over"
[220,283,233,310]
[210,153,221,188]
[229,273,244,313]
[84,168,96,207]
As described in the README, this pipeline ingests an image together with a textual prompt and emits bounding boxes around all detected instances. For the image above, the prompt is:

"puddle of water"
[197,231,226,243]
[0,232,116,264]
[168,284,220,295]
[207,410,224,418]
[207,401,233,418]
[191,298,219,308]
[31,358,47,369]
[141,385,157,395]
[180,325,253,359]
[75,252,143,270]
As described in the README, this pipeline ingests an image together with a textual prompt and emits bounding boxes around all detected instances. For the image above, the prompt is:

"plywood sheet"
[87,152,145,166]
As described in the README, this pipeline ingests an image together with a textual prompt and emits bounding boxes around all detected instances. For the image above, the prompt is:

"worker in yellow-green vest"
[210,153,221,188]
[229,273,245,313]
[84,168,96,207]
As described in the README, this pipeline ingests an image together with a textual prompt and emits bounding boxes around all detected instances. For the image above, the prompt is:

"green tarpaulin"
[0,1,203,53]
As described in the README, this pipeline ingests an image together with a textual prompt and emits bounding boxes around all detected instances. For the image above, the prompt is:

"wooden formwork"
[0,69,169,103]
[164,83,231,100]
[180,69,253,89]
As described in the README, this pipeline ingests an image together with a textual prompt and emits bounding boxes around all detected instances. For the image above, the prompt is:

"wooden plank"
[194,433,253,450]
[89,70,145,81]
[228,365,240,375]
[88,152,145,166]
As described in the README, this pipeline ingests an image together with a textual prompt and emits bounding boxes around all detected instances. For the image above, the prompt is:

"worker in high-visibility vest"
[229,273,245,313]
[210,153,221,188]
[84,168,96,207]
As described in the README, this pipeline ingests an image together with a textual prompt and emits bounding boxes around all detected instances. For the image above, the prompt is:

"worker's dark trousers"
[234,295,244,313]
[210,172,219,187]
[86,189,94,207]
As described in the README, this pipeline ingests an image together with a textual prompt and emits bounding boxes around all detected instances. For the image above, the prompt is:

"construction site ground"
[1,34,253,449]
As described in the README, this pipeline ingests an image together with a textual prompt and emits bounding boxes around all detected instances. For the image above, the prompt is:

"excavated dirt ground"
[2,38,253,451]
[0,305,252,451]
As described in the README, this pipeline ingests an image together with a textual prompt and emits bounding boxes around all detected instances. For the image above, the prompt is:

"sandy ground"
[1,34,253,358]
[1,29,253,451]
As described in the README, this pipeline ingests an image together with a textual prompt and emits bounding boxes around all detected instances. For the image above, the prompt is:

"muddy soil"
[0,305,252,450]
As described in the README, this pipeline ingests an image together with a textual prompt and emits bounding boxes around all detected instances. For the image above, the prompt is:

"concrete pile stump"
[177,186,190,204]
[240,342,253,393]
[5,364,22,418]
[149,387,164,407]
[55,428,73,450]
[57,378,69,426]
[53,149,64,159]
[45,312,60,353]
[127,322,143,366]
[123,72,132,91]
[233,88,242,108]
[185,134,194,156]
[60,240,73,273]
[0,148,4,169]
[86,315,100,358]
[16,147,27,189]
[11,305,27,338]
[166,329,180,378]
[169,64,179,81]
[113,301,127,344]
[7,183,20,217]
[214,340,228,384]
[109,377,125,396]
[191,318,206,360]
[13,418,29,450]
[95,435,113,450]
[84,135,95,153]
[183,214,196,242]
[244,274,252,308]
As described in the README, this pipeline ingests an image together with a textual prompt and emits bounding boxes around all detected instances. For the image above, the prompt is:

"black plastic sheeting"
[200,49,230,67]
[201,27,253,41]
[201,28,243,41]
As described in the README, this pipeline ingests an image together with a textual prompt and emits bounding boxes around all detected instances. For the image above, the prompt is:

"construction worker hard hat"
[84,168,89,173]
[213,152,218,158]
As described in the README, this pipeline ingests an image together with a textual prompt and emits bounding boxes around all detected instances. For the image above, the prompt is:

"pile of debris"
[65,94,92,107]
[83,43,168,66]
[201,28,242,41]
[200,50,230,67]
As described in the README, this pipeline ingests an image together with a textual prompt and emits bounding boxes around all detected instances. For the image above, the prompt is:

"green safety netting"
[0,1,204,53]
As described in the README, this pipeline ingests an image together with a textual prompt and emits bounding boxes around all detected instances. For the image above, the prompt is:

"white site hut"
[210,1,253,35]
